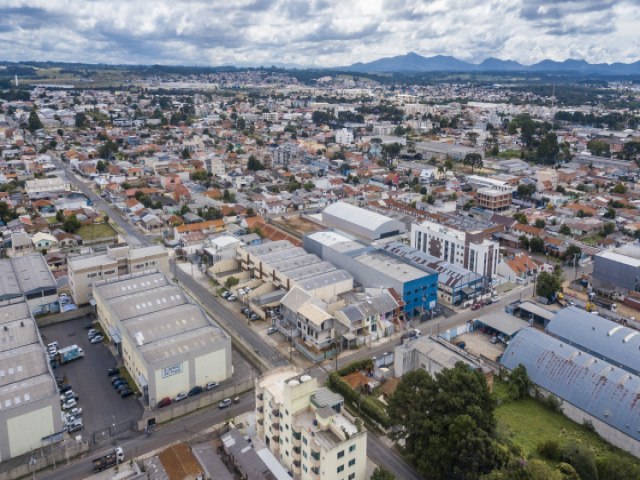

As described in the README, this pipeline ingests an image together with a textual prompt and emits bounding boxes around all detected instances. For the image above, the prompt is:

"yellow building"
[256,368,367,480]
[68,243,169,305]
[93,272,231,407]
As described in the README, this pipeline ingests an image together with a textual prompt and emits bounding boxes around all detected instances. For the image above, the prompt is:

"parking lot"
[453,331,506,361]
[41,315,144,439]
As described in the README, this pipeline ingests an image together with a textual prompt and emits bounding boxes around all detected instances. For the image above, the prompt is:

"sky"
[0,0,639,67]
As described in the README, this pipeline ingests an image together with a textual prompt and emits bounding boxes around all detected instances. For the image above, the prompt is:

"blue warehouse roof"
[501,327,640,442]
[547,307,640,376]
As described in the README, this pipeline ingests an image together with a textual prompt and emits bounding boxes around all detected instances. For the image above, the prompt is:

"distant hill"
[341,52,640,75]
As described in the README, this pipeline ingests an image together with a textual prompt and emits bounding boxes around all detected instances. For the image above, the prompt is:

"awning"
[517,301,555,321]
[474,311,530,337]
[342,332,357,341]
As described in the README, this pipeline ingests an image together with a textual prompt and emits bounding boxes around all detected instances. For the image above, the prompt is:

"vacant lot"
[277,215,325,235]
[493,380,638,465]
[77,223,117,241]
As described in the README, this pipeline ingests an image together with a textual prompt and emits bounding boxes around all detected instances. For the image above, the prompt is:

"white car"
[205,381,219,390]
[62,399,77,410]
[67,407,82,418]
[90,335,104,344]
[174,392,188,402]
[59,294,70,305]
[218,398,232,409]
[491,295,501,303]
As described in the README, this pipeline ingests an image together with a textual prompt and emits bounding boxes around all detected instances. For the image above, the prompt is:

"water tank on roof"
[300,375,312,383]
[288,380,300,387]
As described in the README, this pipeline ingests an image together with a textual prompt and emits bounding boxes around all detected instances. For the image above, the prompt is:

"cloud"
[0,0,637,66]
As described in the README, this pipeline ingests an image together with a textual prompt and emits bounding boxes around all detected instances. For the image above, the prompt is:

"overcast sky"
[0,0,638,67]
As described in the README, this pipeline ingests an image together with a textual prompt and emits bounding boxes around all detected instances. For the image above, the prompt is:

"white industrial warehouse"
[0,300,63,461]
[322,201,406,241]
[93,272,232,407]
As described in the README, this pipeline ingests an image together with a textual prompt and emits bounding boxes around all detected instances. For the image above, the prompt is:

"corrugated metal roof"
[548,307,640,376]
[475,311,530,336]
[501,327,640,442]
[323,201,405,237]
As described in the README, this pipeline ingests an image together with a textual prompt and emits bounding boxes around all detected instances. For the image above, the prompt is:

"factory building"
[322,202,405,241]
[93,272,231,407]
[0,254,58,316]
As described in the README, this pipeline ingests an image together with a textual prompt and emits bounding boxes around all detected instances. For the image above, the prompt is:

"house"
[497,253,539,282]
[140,213,163,232]
[10,231,33,256]
[173,219,226,240]
[31,232,58,251]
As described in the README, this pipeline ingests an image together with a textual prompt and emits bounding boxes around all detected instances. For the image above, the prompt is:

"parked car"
[59,383,72,393]
[491,295,501,303]
[157,397,172,408]
[113,380,128,389]
[111,376,124,385]
[90,335,104,344]
[241,306,251,315]
[490,336,499,344]
[87,329,98,338]
[107,368,119,376]
[218,398,232,409]
[174,392,188,402]
[62,399,77,410]
[116,383,130,393]
[83,322,94,330]
[59,294,70,305]
[205,381,219,391]
[266,326,278,335]
[471,303,481,311]
[188,386,203,397]
[455,341,466,350]
[67,407,82,418]
[60,391,79,402]
[67,420,83,433]
[249,313,260,321]
[226,294,237,302]
[47,341,59,350]
[221,290,231,299]
[120,389,134,398]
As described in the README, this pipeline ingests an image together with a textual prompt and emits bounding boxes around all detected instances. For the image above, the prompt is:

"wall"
[6,406,56,459]
[0,439,89,480]
[593,255,638,292]
[35,305,92,327]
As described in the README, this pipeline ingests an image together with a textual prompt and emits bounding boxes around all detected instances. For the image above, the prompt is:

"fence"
[90,419,138,446]
[138,378,255,430]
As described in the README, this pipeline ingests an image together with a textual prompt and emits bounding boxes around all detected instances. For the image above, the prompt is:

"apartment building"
[68,243,169,305]
[475,188,512,212]
[256,368,367,480]
[411,217,499,282]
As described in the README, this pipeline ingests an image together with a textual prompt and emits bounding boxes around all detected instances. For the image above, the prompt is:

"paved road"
[52,156,149,246]
[174,264,289,368]
[367,433,422,480]
[39,394,255,480]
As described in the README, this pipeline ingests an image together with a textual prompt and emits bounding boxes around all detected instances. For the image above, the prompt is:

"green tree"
[28,110,43,132]
[534,218,546,229]
[537,133,560,164]
[224,276,240,290]
[513,212,528,224]
[74,112,89,129]
[55,210,65,223]
[96,160,108,173]
[560,443,598,480]
[536,271,562,299]
[222,189,236,203]
[597,456,640,480]
[466,131,479,146]
[517,183,537,199]
[371,467,395,480]
[463,153,483,173]
[303,181,315,191]
[559,224,571,235]
[603,206,616,219]
[564,245,582,262]
[181,148,191,159]
[601,222,616,236]
[529,236,545,253]
[587,139,610,157]
[63,214,81,233]
[0,201,18,224]
[388,365,499,480]
[508,364,531,400]
[247,155,264,171]
[444,159,454,172]
[98,140,119,160]
[612,183,627,194]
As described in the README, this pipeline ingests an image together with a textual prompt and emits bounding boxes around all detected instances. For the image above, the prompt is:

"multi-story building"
[0,254,59,315]
[475,188,512,212]
[256,368,367,480]
[304,231,438,317]
[593,244,640,293]
[411,217,500,283]
[93,272,231,407]
[68,243,169,305]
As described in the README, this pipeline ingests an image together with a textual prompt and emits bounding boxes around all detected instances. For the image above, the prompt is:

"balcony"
[257,393,264,401]
[293,460,301,468]
[272,408,280,417]
[257,419,264,426]
[311,450,320,461]
[292,430,301,444]
[292,446,301,457]
[271,434,280,443]
[257,406,263,413]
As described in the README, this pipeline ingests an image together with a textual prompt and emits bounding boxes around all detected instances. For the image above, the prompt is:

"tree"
[74,112,89,129]
[388,365,499,480]
[536,271,562,299]
[564,245,582,262]
[0,201,18,224]
[181,148,191,159]
[247,155,264,171]
[612,183,627,194]
[601,222,616,236]
[517,183,537,199]
[508,364,531,400]
[513,212,528,224]
[98,140,119,160]
[463,153,483,173]
[222,189,236,203]
[224,276,239,290]
[603,206,616,219]
[529,236,545,253]
[519,235,530,250]
[96,160,108,173]
[559,224,571,235]
[444,159,454,172]
[537,133,560,164]
[371,467,395,480]
[303,181,315,191]
[587,139,610,157]
[534,218,546,229]
[63,214,81,233]
[28,110,43,132]
[560,443,598,480]
[466,131,479,146]
[55,210,65,223]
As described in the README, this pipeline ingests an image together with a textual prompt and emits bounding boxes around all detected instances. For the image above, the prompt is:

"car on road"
[491,295,501,303]
[47,341,59,350]
[157,397,172,408]
[188,386,203,397]
[62,399,77,410]
[90,335,104,344]
[120,389,134,398]
[266,326,278,335]
[107,367,119,376]
[205,381,219,391]
[455,341,466,350]
[218,398,232,409]
[174,392,188,402]
[226,294,237,302]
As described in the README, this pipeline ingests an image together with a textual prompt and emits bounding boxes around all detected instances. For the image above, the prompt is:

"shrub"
[337,359,373,377]
[542,394,563,413]
[327,373,389,428]
[537,439,561,461]
[561,443,598,480]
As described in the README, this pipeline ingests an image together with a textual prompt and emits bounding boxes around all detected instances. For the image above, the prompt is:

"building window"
[337,450,345,459]
[337,465,344,473]
[349,445,356,453]
[349,474,356,480]
[349,459,356,467]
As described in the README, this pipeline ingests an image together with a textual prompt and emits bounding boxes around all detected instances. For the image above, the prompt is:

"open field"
[77,223,117,241]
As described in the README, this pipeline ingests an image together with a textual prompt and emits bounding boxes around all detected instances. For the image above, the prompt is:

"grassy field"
[77,223,117,241]
[493,380,638,464]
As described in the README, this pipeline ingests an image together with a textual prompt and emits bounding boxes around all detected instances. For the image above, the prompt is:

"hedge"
[337,359,373,377]
[327,372,390,429]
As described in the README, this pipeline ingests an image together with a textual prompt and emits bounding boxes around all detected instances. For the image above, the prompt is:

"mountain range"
[342,52,640,75]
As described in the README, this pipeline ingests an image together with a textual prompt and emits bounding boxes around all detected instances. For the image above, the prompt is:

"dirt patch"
[158,443,204,480]
[277,215,325,235]
[343,371,370,391]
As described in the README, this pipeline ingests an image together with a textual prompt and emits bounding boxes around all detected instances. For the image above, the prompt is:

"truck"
[92,447,124,473]
[594,297,618,312]
[58,345,84,364]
